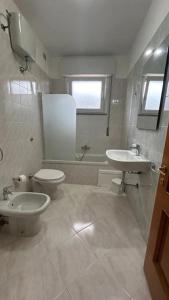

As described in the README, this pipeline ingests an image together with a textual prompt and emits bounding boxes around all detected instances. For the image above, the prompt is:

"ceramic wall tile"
[124,14,169,241]
[50,78,127,155]
[0,0,49,195]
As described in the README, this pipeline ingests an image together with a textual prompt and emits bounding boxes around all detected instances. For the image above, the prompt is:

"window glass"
[145,80,163,110]
[72,81,102,109]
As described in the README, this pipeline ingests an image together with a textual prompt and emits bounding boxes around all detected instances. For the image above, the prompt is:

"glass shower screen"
[42,94,76,160]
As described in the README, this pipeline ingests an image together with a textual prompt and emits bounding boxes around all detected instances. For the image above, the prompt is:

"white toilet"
[32,169,65,200]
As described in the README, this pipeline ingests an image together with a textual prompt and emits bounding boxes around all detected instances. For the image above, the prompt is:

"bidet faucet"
[130,144,141,156]
[2,185,13,200]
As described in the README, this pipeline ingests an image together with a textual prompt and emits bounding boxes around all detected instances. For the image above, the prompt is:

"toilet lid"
[34,169,65,181]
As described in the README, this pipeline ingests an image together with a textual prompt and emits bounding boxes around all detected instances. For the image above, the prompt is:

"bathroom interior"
[0,0,169,299]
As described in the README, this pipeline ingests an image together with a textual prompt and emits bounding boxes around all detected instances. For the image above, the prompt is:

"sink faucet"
[130,144,141,156]
[3,185,13,200]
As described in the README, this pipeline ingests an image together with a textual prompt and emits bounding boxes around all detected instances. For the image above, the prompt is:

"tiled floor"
[0,184,151,300]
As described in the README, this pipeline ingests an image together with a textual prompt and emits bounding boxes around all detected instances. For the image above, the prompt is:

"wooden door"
[144,125,169,300]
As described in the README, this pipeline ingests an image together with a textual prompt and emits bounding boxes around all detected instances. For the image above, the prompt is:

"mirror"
[137,37,169,130]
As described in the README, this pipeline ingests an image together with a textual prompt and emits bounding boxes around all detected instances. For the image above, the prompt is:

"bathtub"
[42,153,111,185]
[75,153,107,163]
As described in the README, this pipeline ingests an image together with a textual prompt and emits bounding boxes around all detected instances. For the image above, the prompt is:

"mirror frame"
[137,44,169,131]
[157,46,169,129]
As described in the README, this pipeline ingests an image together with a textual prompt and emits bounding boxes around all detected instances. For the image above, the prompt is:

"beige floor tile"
[101,248,151,300]
[44,216,75,250]
[0,244,11,285]
[39,255,65,299]
[42,195,73,222]
[0,184,151,300]
[0,266,44,300]
[68,203,96,232]
[85,190,132,221]
[105,214,146,253]
[55,289,72,300]
[0,224,17,246]
[7,226,48,277]
[49,235,96,286]
[43,185,95,232]
[0,252,65,300]
[52,187,97,232]
[68,261,131,300]
[77,218,128,258]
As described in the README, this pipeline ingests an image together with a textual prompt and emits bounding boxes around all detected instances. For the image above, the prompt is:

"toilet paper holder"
[12,175,27,184]
[12,177,21,183]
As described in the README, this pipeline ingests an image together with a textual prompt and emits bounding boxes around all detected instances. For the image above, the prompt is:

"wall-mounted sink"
[106,150,151,172]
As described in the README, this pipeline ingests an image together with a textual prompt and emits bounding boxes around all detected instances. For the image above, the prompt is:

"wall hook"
[19,56,29,74]
[0,10,11,32]
[0,147,4,161]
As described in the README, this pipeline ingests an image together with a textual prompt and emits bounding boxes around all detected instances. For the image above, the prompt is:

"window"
[8,80,37,95]
[145,80,163,110]
[141,75,164,115]
[66,76,109,114]
[72,81,102,109]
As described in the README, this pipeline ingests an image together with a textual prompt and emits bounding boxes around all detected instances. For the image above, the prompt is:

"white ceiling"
[14,0,152,56]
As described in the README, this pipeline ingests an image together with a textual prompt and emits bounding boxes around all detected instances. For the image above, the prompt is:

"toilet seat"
[34,169,65,182]
[33,169,65,200]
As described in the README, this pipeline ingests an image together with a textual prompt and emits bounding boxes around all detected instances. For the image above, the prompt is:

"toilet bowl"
[32,169,65,200]
[0,192,50,236]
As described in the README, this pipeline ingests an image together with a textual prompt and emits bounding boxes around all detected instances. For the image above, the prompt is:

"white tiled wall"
[124,14,169,241]
[0,0,49,194]
[42,161,108,186]
[76,78,126,154]
[50,78,127,155]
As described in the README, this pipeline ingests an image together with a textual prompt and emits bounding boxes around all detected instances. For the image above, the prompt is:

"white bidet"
[0,192,50,236]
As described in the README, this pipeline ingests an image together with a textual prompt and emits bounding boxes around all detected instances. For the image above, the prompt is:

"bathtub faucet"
[81,145,90,151]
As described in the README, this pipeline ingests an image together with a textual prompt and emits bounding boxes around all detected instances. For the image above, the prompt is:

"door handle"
[158,166,167,176]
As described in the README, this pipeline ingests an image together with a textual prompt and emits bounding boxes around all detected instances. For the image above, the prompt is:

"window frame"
[140,75,164,116]
[66,76,109,115]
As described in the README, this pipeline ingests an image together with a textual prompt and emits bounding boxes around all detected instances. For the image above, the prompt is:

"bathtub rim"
[42,159,109,166]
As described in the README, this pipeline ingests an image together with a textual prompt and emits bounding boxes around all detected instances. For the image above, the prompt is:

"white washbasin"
[106,150,151,172]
